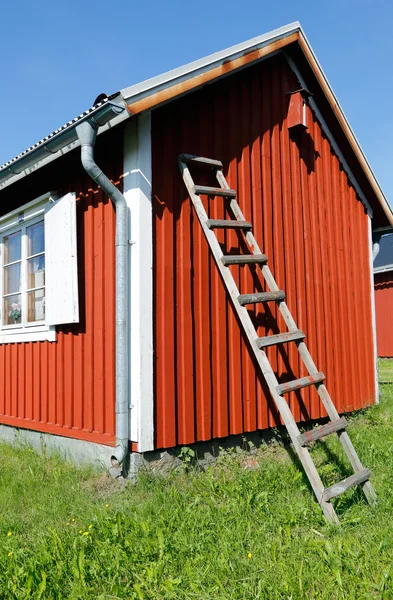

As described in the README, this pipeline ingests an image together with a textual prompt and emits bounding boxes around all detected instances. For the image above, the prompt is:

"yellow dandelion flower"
[71,518,76,522]
[105,503,109,508]
[7,551,12,557]
[66,522,70,526]
[88,524,93,529]
[79,530,83,534]
[82,531,89,536]
[7,532,12,537]
[247,553,252,559]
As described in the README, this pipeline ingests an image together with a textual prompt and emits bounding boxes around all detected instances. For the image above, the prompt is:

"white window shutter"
[45,192,79,325]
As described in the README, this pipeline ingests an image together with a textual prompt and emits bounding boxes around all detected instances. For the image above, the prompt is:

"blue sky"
[1,0,392,203]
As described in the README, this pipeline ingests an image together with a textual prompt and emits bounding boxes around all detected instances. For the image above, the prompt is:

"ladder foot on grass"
[178,153,377,523]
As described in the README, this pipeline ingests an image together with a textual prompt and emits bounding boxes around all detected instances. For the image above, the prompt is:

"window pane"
[4,295,22,325]
[4,231,21,264]
[4,263,21,295]
[27,221,44,257]
[28,256,45,289]
[28,289,45,322]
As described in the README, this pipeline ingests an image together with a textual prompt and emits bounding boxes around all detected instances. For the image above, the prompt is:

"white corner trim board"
[123,113,154,452]
[368,216,379,403]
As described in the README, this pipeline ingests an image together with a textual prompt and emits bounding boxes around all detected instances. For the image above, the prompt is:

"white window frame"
[0,191,57,344]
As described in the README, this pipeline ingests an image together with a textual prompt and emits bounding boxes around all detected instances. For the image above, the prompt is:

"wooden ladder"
[178,153,377,523]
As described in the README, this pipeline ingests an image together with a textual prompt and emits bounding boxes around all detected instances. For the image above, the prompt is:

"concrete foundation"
[0,424,114,470]
[0,423,290,480]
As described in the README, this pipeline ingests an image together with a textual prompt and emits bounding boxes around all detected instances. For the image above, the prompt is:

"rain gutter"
[0,95,128,190]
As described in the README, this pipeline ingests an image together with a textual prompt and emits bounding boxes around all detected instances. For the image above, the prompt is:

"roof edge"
[121,22,301,102]
[0,95,128,191]
[0,21,391,228]
[120,24,393,228]
[295,31,393,228]
[374,264,393,274]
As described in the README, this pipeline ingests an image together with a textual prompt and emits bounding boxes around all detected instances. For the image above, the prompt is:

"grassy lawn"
[1,368,393,598]
[378,359,393,384]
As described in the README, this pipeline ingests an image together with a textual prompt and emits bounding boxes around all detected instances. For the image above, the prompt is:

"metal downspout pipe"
[76,120,129,469]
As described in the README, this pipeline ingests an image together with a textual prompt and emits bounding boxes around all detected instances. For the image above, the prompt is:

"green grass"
[378,359,393,384]
[1,368,393,598]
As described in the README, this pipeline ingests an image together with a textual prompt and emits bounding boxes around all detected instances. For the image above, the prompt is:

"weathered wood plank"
[322,468,371,502]
[298,417,348,447]
[276,372,325,395]
[206,219,252,230]
[221,254,268,265]
[194,185,237,198]
[179,154,223,168]
[238,291,286,305]
[256,330,305,349]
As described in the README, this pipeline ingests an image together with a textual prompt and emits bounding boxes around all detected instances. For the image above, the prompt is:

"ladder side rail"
[180,158,339,523]
[216,170,312,338]
[294,343,376,502]
[215,169,376,506]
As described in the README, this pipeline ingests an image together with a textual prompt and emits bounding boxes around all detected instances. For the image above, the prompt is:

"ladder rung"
[179,154,223,168]
[256,330,305,349]
[194,185,237,198]
[238,291,285,306]
[322,468,371,502]
[297,417,348,447]
[222,254,268,266]
[178,152,377,522]
[276,372,325,395]
[206,219,252,230]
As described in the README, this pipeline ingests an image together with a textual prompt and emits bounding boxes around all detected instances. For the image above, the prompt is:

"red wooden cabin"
[0,23,391,466]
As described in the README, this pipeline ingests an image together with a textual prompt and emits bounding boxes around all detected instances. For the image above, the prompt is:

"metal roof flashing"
[120,22,301,104]
[374,264,393,274]
[0,95,127,191]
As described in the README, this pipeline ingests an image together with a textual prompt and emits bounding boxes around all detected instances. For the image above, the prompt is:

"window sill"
[0,326,56,344]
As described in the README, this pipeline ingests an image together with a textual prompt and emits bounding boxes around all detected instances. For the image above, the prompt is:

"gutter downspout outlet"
[76,121,129,470]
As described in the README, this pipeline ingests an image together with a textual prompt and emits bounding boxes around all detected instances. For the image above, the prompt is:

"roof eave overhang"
[374,264,393,275]
[120,24,393,228]
[1,22,391,228]
[295,32,393,228]
[0,95,129,191]
[122,23,301,114]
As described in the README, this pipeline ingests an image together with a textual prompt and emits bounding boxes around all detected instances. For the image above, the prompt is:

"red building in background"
[374,234,393,357]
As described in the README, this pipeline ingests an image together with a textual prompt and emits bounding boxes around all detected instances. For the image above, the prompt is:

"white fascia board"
[374,264,393,274]
[123,113,154,452]
[369,216,379,403]
[120,22,392,226]
[121,22,301,104]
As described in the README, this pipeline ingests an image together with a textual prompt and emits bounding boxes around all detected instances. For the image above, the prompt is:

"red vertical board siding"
[375,272,393,357]
[152,53,375,450]
[0,126,122,445]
